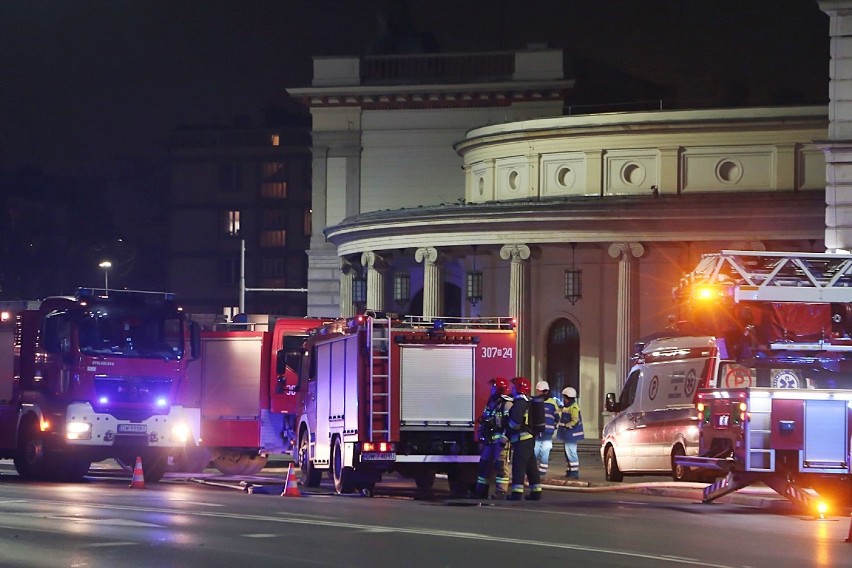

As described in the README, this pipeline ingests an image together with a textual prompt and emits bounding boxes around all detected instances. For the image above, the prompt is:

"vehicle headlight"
[66,422,92,440]
[170,422,192,444]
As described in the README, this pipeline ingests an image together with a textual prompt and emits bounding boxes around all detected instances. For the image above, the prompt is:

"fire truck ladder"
[367,316,391,441]
[687,250,852,304]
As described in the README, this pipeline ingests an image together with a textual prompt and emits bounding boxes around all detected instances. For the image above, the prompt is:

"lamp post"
[99,261,112,295]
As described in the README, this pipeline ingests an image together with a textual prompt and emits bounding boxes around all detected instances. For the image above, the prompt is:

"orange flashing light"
[39,419,50,432]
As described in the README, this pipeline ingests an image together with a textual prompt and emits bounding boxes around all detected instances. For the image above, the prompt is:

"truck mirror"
[604,392,618,413]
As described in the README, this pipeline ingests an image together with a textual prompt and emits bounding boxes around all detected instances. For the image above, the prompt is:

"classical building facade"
[289,6,852,434]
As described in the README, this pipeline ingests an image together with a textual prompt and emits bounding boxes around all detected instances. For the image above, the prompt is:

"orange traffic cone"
[129,456,145,489]
[281,463,301,497]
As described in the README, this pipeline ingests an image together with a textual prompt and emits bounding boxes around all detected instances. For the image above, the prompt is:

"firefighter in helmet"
[472,377,512,499]
[557,386,585,478]
[506,376,542,500]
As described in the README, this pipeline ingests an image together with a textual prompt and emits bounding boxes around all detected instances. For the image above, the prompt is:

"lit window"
[260,182,287,199]
[270,134,280,146]
[225,210,240,236]
[260,230,286,248]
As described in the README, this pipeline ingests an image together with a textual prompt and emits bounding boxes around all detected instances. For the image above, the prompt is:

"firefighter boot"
[506,492,524,501]
[525,491,542,501]
[469,483,489,499]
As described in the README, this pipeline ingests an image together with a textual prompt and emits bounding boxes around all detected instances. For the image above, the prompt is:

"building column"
[361,251,387,312]
[607,242,645,387]
[500,244,531,378]
[820,1,852,251]
[415,247,443,318]
[339,258,356,318]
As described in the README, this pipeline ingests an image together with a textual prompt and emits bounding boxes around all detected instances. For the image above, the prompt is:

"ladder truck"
[671,250,852,512]
[292,313,517,495]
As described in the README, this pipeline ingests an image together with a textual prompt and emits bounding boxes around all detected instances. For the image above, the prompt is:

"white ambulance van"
[601,335,721,482]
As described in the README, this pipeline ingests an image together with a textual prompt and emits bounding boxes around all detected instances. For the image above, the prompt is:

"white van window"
[620,370,640,408]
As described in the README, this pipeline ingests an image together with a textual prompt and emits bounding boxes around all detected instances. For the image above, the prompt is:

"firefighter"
[533,380,561,477]
[557,386,585,478]
[472,377,512,499]
[506,376,542,501]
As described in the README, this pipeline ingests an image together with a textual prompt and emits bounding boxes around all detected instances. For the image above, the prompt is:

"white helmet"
[562,387,577,398]
[535,380,550,392]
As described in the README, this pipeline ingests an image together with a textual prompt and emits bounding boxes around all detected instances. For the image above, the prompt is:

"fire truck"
[292,313,517,495]
[184,316,327,475]
[0,288,200,482]
[670,251,852,511]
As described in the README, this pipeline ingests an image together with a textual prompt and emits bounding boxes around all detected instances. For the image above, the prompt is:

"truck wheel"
[56,457,91,482]
[298,430,321,487]
[604,445,623,482]
[671,445,691,482]
[415,469,436,489]
[14,416,50,480]
[212,449,268,476]
[332,437,355,494]
[172,446,211,473]
[142,452,169,483]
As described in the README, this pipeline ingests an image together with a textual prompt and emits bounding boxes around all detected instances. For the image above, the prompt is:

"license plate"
[361,452,395,461]
[117,423,147,434]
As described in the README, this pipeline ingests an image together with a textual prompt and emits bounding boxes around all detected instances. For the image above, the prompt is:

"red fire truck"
[293,314,517,495]
[184,316,326,475]
[670,251,852,511]
[0,288,200,482]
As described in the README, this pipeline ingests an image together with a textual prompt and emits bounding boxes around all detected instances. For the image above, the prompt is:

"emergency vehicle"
[183,316,327,475]
[662,250,852,510]
[0,288,199,482]
[292,313,517,495]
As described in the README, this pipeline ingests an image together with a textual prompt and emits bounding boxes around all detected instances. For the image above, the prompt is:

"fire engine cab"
[292,313,517,495]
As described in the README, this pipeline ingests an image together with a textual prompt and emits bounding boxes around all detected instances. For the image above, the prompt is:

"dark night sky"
[0,1,830,178]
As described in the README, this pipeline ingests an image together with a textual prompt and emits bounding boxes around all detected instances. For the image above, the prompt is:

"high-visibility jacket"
[506,394,534,443]
[557,400,585,442]
[534,396,561,440]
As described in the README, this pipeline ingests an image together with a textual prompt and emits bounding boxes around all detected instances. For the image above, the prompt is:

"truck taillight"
[697,402,710,423]
[362,442,394,452]
[733,401,747,424]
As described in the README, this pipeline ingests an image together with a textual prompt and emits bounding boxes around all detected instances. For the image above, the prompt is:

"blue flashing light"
[156,397,169,408]
[433,319,445,332]
[98,396,109,405]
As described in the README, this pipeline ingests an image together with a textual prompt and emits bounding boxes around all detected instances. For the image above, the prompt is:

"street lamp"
[99,261,112,294]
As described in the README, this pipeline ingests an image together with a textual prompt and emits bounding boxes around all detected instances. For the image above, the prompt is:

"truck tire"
[171,446,211,474]
[298,430,322,487]
[671,445,691,482]
[415,469,436,489]
[212,449,268,476]
[14,415,50,480]
[56,457,91,482]
[604,445,624,482]
[332,437,355,494]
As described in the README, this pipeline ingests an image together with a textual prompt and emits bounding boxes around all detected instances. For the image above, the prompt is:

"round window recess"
[621,162,646,186]
[715,159,743,184]
[478,177,485,196]
[508,170,520,191]
[556,166,575,189]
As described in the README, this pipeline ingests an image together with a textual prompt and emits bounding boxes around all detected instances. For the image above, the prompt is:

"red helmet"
[490,377,509,395]
[512,376,531,396]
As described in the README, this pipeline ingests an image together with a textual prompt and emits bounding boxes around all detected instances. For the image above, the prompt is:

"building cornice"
[325,192,825,256]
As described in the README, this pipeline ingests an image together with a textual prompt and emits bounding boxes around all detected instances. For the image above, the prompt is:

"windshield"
[78,306,184,360]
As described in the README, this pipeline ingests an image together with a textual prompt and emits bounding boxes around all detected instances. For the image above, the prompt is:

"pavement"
[0,441,840,515]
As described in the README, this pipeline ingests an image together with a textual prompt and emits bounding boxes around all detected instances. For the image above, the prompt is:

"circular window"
[478,177,485,195]
[621,162,646,186]
[715,159,743,183]
[556,166,575,189]
[508,170,519,191]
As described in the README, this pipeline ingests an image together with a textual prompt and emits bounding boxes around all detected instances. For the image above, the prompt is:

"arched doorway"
[546,318,579,398]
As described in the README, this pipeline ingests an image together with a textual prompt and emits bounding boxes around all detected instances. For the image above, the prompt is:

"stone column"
[339,258,356,318]
[608,242,645,387]
[415,247,443,318]
[361,251,387,313]
[500,244,531,378]
[820,1,852,251]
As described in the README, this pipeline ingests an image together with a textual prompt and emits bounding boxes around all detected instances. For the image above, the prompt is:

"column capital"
[340,257,358,273]
[608,242,645,260]
[360,251,387,269]
[415,246,441,264]
[499,244,531,262]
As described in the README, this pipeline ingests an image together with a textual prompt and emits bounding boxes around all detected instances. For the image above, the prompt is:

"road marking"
[241,533,279,538]
[20,499,741,567]
[80,542,139,548]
